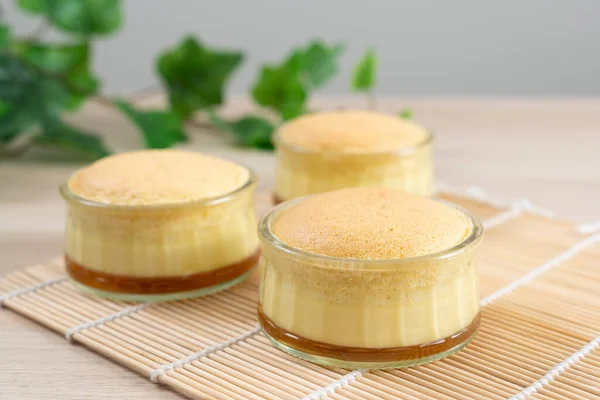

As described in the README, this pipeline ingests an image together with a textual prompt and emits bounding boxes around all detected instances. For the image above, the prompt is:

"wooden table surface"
[1,96,599,399]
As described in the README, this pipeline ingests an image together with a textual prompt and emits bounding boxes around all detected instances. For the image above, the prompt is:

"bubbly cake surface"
[277,110,429,153]
[68,150,250,205]
[273,187,472,259]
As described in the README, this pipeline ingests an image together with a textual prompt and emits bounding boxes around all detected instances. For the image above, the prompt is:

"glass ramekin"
[60,172,260,302]
[258,196,483,369]
[272,130,434,203]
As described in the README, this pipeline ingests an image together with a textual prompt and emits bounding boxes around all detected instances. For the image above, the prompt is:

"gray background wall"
[5,0,600,96]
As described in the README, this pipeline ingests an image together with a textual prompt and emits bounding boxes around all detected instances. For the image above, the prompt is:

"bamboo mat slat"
[1,191,599,400]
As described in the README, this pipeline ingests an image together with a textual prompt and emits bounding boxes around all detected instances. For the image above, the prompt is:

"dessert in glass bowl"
[61,150,260,301]
[258,187,482,368]
[273,110,433,203]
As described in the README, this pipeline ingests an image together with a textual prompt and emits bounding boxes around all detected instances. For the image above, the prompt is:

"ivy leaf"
[252,58,306,121]
[115,100,186,149]
[0,25,10,50]
[17,0,45,13]
[0,101,9,116]
[34,119,111,160]
[14,41,99,101]
[399,108,412,120]
[0,55,45,139]
[0,54,108,158]
[0,104,34,144]
[210,112,275,150]
[352,48,377,92]
[298,41,345,88]
[158,36,244,119]
[18,0,122,36]
[15,42,88,73]
[251,40,343,121]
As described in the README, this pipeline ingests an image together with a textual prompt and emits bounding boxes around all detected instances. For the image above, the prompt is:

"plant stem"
[366,92,377,110]
[89,95,114,108]
[186,118,220,136]
[130,84,162,100]
[26,20,49,42]
[89,94,220,138]
[0,137,34,158]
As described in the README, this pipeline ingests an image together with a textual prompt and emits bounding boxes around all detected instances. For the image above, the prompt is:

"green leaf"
[0,106,34,143]
[298,41,345,88]
[252,60,306,121]
[399,108,412,120]
[0,130,19,145]
[352,48,377,92]
[210,113,275,150]
[0,25,10,50]
[157,36,244,119]
[15,41,88,74]
[251,40,343,121]
[0,54,103,156]
[115,100,186,149]
[18,0,122,36]
[17,0,45,13]
[0,55,42,139]
[0,100,9,116]
[34,119,110,160]
[13,41,99,106]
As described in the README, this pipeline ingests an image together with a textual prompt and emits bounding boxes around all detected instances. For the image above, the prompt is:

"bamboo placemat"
[1,188,599,400]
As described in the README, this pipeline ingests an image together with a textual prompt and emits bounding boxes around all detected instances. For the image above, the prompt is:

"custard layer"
[274,143,433,201]
[65,190,259,278]
[259,247,479,349]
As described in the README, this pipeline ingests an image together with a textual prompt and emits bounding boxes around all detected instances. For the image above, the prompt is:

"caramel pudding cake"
[273,111,433,203]
[62,150,260,301]
[258,187,483,368]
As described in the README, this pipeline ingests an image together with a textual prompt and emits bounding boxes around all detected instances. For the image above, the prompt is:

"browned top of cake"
[277,110,429,153]
[68,150,250,205]
[273,187,471,259]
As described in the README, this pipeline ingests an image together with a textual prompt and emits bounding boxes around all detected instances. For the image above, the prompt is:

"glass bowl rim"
[60,166,258,210]
[258,194,483,269]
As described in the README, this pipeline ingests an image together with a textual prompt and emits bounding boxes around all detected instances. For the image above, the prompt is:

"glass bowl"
[258,196,483,369]
[61,172,260,302]
[273,130,434,204]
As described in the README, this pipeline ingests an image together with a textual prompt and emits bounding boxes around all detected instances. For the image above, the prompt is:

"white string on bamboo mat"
[482,200,527,230]
[481,233,600,306]
[0,277,67,308]
[577,220,600,234]
[439,181,600,236]
[509,335,600,400]
[65,303,150,342]
[436,181,555,218]
[301,232,600,400]
[149,326,261,383]
[299,370,365,400]
[436,182,509,209]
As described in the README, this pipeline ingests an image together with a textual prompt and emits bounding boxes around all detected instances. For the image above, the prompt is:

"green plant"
[352,47,377,108]
[0,0,407,160]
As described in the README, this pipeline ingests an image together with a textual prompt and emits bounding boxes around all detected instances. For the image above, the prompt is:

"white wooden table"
[1,96,599,399]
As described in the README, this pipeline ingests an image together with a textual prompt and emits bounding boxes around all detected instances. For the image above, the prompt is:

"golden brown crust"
[273,187,472,259]
[277,110,429,153]
[68,150,250,205]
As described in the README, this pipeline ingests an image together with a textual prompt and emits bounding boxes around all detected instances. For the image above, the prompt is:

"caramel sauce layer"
[66,249,260,295]
[258,306,480,363]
